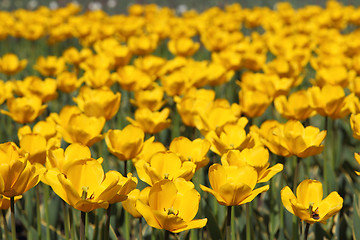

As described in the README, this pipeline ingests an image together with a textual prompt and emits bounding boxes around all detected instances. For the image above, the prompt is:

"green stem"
[44,184,51,240]
[293,156,301,192]
[226,206,231,240]
[2,210,9,240]
[63,202,69,240]
[104,205,111,240]
[36,187,41,240]
[165,230,170,240]
[139,218,143,240]
[124,210,130,240]
[324,116,329,196]
[80,211,85,240]
[304,223,310,240]
[69,206,76,240]
[92,209,99,240]
[246,203,251,240]
[10,197,15,240]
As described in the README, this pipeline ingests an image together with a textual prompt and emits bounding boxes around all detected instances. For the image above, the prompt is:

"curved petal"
[281,186,297,215]
[136,199,162,229]
[239,185,269,205]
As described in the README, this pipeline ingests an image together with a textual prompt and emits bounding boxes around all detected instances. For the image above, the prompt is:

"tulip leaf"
[353,194,360,240]
[203,205,222,240]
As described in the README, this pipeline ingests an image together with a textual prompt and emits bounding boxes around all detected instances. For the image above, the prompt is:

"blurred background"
[1,0,359,14]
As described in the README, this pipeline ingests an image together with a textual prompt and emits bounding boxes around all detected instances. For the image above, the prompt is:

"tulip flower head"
[200,164,269,206]
[281,179,343,224]
[136,178,207,233]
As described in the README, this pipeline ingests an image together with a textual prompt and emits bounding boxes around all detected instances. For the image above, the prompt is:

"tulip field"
[1,1,360,240]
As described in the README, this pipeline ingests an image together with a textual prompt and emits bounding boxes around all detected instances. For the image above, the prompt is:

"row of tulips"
[0,1,359,240]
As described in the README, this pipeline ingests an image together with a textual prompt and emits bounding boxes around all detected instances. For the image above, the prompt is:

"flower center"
[165,207,179,216]
[308,203,320,220]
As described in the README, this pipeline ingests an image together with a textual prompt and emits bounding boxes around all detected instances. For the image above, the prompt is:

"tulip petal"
[136,199,162,229]
[239,185,269,205]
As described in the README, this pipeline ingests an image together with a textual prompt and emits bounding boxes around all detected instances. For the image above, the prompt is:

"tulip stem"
[92,209,99,240]
[36,186,42,240]
[246,203,251,240]
[165,230,170,240]
[80,211,85,240]
[10,197,15,240]
[293,156,301,192]
[226,206,231,240]
[324,116,329,196]
[2,210,9,240]
[139,218,143,240]
[304,223,310,240]
[44,184,51,240]
[63,202,69,240]
[104,205,111,240]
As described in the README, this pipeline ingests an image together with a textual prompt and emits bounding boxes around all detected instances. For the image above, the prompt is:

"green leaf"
[353,194,360,240]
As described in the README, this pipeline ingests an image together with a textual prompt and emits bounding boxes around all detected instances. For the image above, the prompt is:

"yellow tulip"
[34,56,66,76]
[0,142,44,197]
[132,136,166,164]
[174,88,215,127]
[63,47,93,66]
[160,70,190,97]
[19,134,47,165]
[136,178,207,233]
[80,68,116,89]
[44,158,135,212]
[239,89,271,118]
[282,120,327,158]
[350,113,360,140]
[0,53,27,76]
[130,84,166,111]
[314,66,354,88]
[354,153,360,175]
[274,90,316,120]
[281,179,343,224]
[73,86,121,120]
[45,143,97,173]
[80,54,115,71]
[105,125,144,161]
[117,65,153,91]
[126,108,171,134]
[169,137,210,170]
[135,151,196,186]
[128,33,159,55]
[206,62,234,86]
[1,96,47,124]
[133,55,166,80]
[205,118,253,156]
[200,164,269,206]
[168,37,200,57]
[60,113,105,147]
[122,187,150,218]
[16,77,58,103]
[56,71,83,93]
[308,84,353,119]
[221,148,283,183]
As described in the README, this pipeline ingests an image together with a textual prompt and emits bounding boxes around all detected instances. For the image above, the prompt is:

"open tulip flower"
[126,108,171,134]
[1,96,47,124]
[136,178,207,233]
[135,151,196,186]
[221,148,283,183]
[0,53,27,76]
[122,187,150,218]
[44,158,137,212]
[169,136,210,170]
[254,120,326,158]
[281,179,343,224]
[308,84,353,119]
[274,90,316,120]
[59,113,105,147]
[200,164,269,206]
[34,56,66,77]
[105,125,145,161]
[0,142,45,197]
[132,136,166,164]
[73,86,121,120]
[205,118,254,156]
